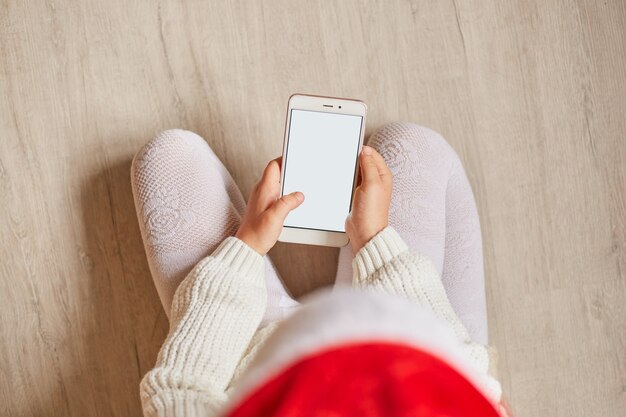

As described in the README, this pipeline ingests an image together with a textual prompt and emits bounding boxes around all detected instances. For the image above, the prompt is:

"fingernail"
[362,146,372,155]
[294,192,304,202]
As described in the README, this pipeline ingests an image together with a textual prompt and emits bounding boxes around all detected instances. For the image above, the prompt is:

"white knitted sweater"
[140,227,502,416]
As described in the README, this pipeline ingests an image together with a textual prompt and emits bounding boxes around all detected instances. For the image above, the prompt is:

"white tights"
[131,129,299,327]
[131,124,487,343]
[336,123,488,344]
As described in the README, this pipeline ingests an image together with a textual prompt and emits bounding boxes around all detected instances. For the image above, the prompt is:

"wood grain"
[1,1,624,416]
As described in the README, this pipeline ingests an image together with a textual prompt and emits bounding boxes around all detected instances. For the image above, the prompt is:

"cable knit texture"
[140,237,266,417]
[140,228,501,417]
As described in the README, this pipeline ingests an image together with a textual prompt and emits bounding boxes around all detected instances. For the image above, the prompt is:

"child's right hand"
[345,146,393,254]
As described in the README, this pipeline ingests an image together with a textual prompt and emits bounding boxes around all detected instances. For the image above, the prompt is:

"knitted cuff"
[211,236,265,278]
[352,226,408,282]
[142,389,223,417]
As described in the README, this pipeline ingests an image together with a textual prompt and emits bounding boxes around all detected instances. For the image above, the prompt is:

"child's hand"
[236,157,304,255]
[345,146,392,254]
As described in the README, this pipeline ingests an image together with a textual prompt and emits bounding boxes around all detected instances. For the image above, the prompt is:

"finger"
[374,149,393,186]
[264,191,304,223]
[360,146,390,185]
[262,157,284,187]
[253,158,283,211]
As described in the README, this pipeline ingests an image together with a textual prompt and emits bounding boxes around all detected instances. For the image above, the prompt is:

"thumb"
[254,158,282,210]
[265,191,305,223]
[360,146,391,186]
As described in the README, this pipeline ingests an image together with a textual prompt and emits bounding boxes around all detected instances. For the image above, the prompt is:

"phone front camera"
[339,106,342,109]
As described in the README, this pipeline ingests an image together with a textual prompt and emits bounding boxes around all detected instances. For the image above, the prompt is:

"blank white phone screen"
[282,109,363,232]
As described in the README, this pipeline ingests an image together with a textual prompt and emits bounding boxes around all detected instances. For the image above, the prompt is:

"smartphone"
[278,94,367,247]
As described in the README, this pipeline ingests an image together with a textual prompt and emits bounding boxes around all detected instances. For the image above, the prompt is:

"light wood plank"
[1,1,624,416]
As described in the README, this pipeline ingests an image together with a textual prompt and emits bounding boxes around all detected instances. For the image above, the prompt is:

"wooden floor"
[1,1,625,416]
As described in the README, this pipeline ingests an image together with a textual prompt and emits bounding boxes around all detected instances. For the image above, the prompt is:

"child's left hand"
[235,157,304,255]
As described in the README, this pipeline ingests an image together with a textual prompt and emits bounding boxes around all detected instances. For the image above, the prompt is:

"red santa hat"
[224,289,504,417]
[226,341,500,417]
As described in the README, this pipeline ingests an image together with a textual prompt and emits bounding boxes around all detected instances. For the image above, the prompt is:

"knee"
[131,129,210,174]
[367,122,461,167]
[135,129,209,160]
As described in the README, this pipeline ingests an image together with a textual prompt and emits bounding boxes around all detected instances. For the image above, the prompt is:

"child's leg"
[335,123,488,344]
[441,158,488,344]
[131,129,298,327]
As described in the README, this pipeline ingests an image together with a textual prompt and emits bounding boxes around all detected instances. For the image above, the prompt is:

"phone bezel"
[278,93,367,247]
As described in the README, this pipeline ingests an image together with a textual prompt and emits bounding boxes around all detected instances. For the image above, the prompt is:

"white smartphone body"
[278,94,367,247]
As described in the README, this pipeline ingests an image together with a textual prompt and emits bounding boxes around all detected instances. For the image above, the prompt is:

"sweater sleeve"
[352,226,502,401]
[140,237,267,417]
